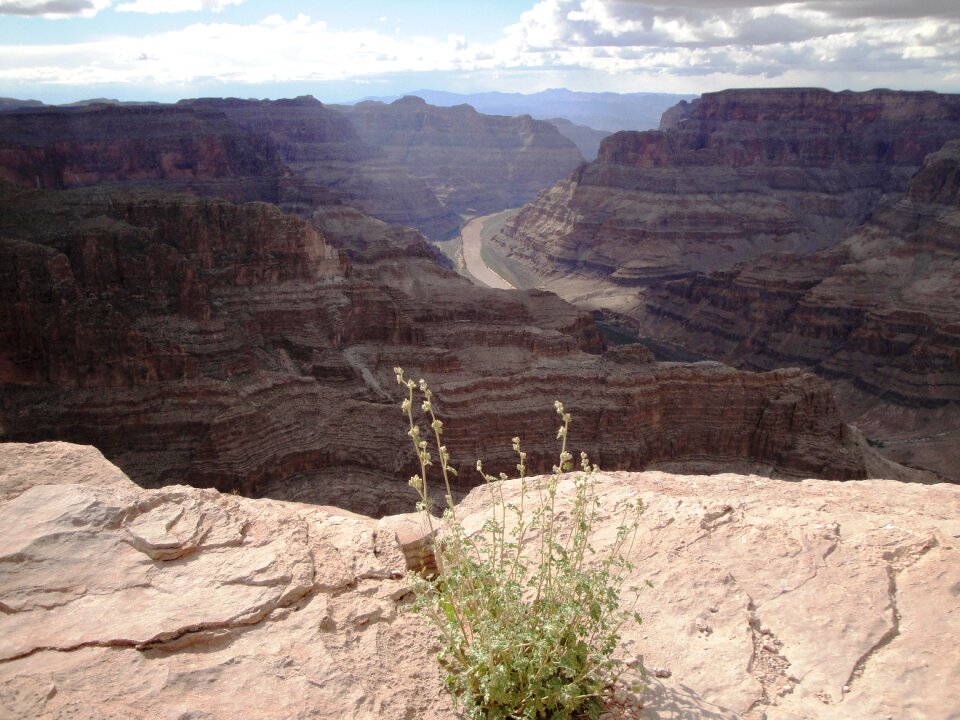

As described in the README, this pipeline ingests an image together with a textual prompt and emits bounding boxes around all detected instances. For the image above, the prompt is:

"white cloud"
[492,0,960,87]
[0,0,957,96]
[0,14,473,87]
[116,0,243,13]
[259,13,283,26]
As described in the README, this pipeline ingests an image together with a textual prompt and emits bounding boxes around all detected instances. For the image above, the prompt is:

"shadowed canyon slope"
[0,96,584,240]
[0,183,879,516]
[632,140,960,480]
[338,96,584,216]
[1,442,957,720]
[491,88,960,481]
[492,88,960,285]
[0,97,456,237]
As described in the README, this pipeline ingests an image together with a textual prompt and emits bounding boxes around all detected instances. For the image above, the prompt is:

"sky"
[1,0,958,104]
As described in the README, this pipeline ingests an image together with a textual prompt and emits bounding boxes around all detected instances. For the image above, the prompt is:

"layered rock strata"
[0,95,586,240]
[0,101,285,203]
[490,88,960,481]
[340,96,584,216]
[184,96,462,238]
[492,88,960,287]
[628,141,960,480]
[0,98,460,238]
[0,184,875,515]
[2,442,958,720]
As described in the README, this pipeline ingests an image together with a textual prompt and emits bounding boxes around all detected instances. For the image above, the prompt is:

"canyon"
[1,90,921,514]
[1,442,957,719]
[490,88,960,481]
[0,182,879,516]
[337,96,584,216]
[1,85,958,720]
[0,95,582,240]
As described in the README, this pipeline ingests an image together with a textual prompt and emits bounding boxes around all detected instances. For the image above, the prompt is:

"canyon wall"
[1,442,957,720]
[490,89,960,481]
[184,96,463,238]
[492,88,960,286]
[0,96,585,239]
[0,97,461,239]
[630,140,960,480]
[339,96,584,216]
[0,184,874,515]
[0,101,285,203]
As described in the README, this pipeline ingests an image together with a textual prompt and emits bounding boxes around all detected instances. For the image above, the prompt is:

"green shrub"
[395,368,643,720]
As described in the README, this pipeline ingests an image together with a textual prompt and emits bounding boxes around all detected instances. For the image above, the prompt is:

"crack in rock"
[743,609,795,720]
[844,565,902,691]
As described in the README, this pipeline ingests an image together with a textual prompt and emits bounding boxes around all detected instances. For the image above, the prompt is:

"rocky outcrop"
[627,140,960,481]
[489,89,960,482]
[0,101,286,203]
[0,97,461,238]
[1,442,957,719]
[492,88,960,287]
[0,441,451,719]
[0,184,880,515]
[339,96,584,216]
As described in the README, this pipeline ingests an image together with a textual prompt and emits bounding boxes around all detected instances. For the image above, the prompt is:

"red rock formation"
[183,96,462,238]
[0,95,585,240]
[492,88,960,286]
[0,98,461,238]
[340,96,584,216]
[489,89,960,482]
[626,140,960,480]
[0,184,872,514]
[0,102,285,202]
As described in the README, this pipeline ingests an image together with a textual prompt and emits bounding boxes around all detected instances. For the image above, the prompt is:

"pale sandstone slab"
[454,470,960,720]
[1,443,958,720]
[0,443,451,720]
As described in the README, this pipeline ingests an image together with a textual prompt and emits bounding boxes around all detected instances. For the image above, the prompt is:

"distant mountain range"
[354,88,698,134]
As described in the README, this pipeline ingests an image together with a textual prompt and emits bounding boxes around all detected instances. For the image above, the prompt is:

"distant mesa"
[334,96,584,217]
[351,88,699,161]
[355,88,698,133]
[0,94,583,239]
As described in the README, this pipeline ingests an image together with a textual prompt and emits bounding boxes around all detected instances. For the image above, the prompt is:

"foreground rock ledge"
[1,443,958,720]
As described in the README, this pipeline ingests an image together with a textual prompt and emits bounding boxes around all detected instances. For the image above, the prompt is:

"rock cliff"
[0,101,286,203]
[622,141,960,481]
[490,89,960,482]
[492,88,960,286]
[0,98,460,238]
[182,96,462,238]
[0,95,586,240]
[0,184,878,516]
[1,442,957,719]
[339,96,584,216]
